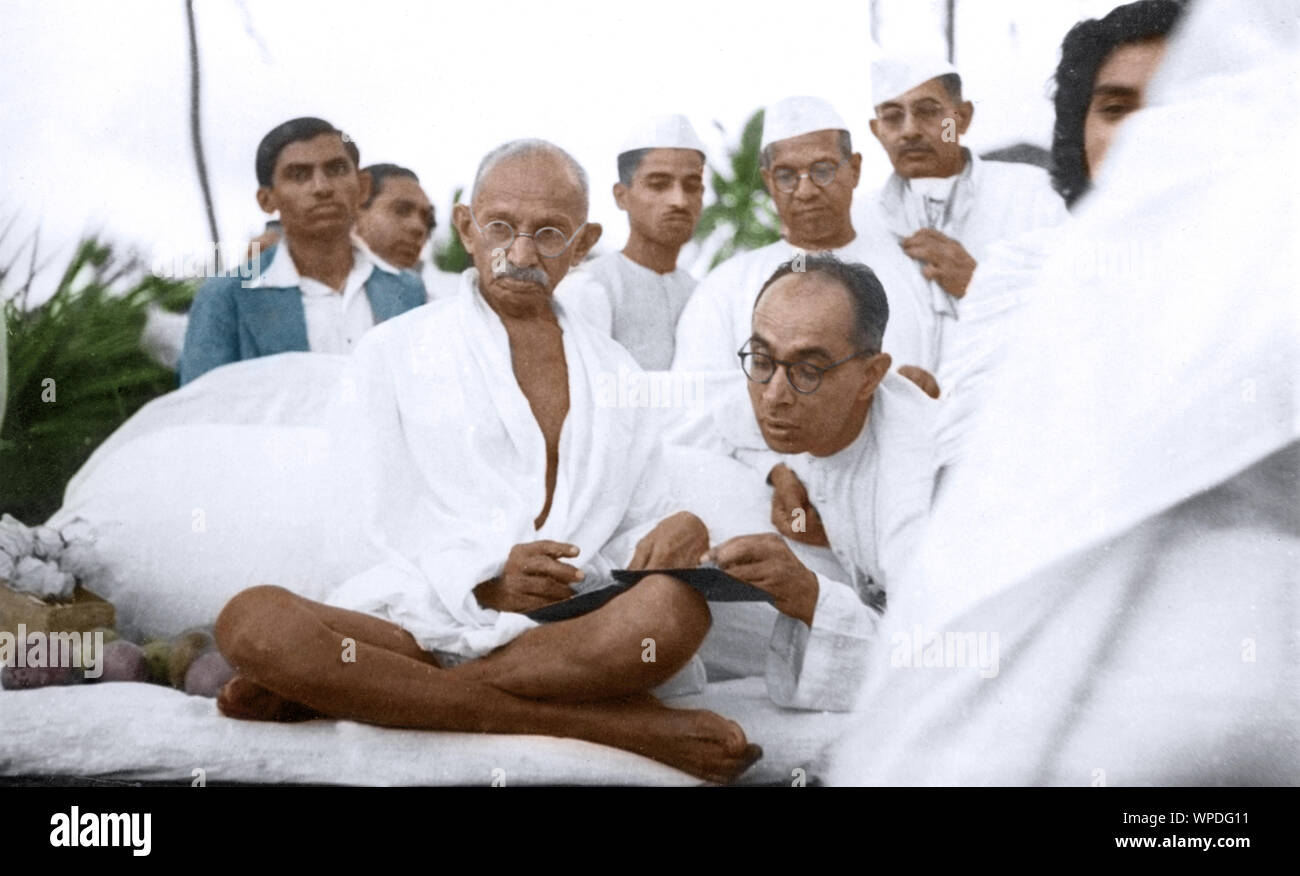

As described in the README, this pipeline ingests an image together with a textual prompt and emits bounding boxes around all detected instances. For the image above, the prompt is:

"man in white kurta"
[860,54,1068,380]
[325,268,687,658]
[671,97,929,379]
[689,254,936,711]
[559,254,697,371]
[697,374,934,710]
[557,115,707,370]
[211,139,760,784]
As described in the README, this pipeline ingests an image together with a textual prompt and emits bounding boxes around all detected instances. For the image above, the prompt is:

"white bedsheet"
[0,678,850,786]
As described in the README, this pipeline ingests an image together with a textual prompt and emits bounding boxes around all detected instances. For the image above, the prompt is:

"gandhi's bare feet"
[217,675,323,722]
[603,694,762,784]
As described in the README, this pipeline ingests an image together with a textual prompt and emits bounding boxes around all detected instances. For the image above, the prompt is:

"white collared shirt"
[249,236,395,355]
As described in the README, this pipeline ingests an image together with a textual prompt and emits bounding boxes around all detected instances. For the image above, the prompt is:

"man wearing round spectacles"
[689,254,936,711]
[861,54,1068,380]
[213,139,761,783]
[672,96,930,392]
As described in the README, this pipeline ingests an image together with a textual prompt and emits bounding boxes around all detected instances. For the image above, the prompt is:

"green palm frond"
[433,187,471,274]
[696,110,782,269]
[1,238,198,523]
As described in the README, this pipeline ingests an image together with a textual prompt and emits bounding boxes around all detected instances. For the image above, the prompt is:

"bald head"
[471,139,589,216]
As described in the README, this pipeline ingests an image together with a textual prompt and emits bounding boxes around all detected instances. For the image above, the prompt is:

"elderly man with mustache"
[859,55,1068,378]
[671,96,932,387]
[211,139,762,784]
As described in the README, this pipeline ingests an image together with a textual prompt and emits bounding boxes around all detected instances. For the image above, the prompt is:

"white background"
[1,0,1121,303]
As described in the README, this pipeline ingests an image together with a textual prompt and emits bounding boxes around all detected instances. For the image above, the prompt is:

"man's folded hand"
[769,463,830,547]
[901,228,976,298]
[897,364,941,399]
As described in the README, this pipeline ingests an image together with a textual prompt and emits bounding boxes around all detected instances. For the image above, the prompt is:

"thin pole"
[945,0,956,63]
[185,0,221,272]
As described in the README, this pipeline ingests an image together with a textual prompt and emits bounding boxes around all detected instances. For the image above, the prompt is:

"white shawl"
[829,0,1300,785]
[327,270,674,657]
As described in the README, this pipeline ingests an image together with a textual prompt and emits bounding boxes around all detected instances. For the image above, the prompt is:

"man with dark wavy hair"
[354,163,463,302]
[1050,0,1187,207]
[179,118,424,385]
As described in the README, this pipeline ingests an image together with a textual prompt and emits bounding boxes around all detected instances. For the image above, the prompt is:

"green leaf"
[695,109,780,270]
[1,236,189,522]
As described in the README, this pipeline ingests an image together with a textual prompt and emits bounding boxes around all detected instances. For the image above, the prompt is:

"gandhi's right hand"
[473,541,585,613]
[769,464,829,547]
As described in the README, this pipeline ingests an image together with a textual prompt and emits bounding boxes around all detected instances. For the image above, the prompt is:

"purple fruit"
[168,629,215,689]
[96,640,148,683]
[183,650,235,698]
[1,664,77,690]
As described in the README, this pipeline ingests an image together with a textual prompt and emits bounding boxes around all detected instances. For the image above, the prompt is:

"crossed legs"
[214,575,761,783]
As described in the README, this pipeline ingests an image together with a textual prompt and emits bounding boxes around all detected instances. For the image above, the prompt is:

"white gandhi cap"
[617,114,707,158]
[760,96,849,152]
[871,53,959,108]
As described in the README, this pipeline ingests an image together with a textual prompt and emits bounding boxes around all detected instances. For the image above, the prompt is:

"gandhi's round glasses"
[739,347,871,394]
[468,205,586,259]
[770,158,849,193]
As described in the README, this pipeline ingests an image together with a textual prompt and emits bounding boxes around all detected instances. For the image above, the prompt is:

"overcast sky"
[1,0,1120,303]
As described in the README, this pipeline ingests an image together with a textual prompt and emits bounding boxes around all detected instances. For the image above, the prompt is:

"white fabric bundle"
[829,0,1300,785]
[46,354,381,641]
[0,513,93,601]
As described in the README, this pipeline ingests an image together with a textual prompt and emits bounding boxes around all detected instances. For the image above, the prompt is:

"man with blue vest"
[178,117,425,386]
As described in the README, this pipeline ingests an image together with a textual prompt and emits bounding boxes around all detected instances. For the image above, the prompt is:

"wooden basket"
[0,580,116,636]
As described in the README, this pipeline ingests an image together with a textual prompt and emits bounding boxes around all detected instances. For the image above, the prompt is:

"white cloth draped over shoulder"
[902,16,1300,628]
[931,221,1069,474]
[829,0,1300,785]
[688,372,937,710]
[669,237,929,376]
[326,269,678,658]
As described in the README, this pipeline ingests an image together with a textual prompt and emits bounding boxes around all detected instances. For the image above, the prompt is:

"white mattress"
[0,677,851,786]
